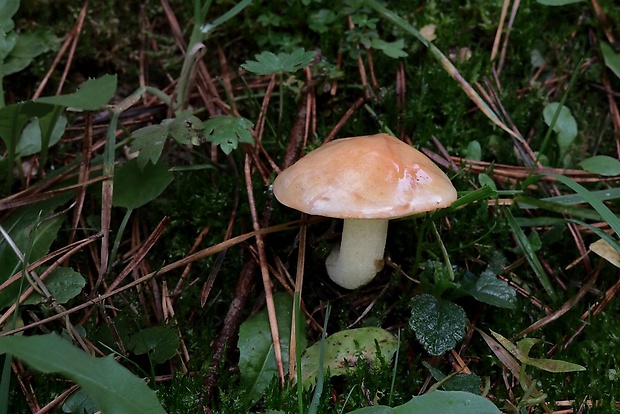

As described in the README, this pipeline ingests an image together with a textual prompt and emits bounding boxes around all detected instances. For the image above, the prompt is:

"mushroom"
[273,133,457,289]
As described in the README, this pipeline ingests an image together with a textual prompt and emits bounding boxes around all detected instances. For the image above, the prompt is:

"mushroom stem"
[326,218,389,289]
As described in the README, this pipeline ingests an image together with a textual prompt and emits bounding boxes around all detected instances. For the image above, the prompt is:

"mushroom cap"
[273,133,457,219]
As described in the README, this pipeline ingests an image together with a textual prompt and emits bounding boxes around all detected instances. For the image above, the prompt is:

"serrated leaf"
[23,267,85,305]
[238,292,297,403]
[35,75,117,111]
[203,115,254,154]
[578,155,620,177]
[601,42,620,79]
[130,124,168,168]
[0,333,166,413]
[241,48,315,75]
[112,159,174,209]
[129,111,205,168]
[460,268,516,309]
[300,327,397,385]
[348,391,501,414]
[127,326,180,364]
[542,102,577,154]
[409,294,466,355]
[167,111,204,145]
[371,38,408,59]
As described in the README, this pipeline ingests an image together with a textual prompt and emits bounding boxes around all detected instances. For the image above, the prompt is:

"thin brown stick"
[244,155,285,385]
[56,0,88,95]
[491,0,510,62]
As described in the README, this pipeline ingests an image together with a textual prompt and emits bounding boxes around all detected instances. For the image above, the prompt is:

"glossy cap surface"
[273,133,457,219]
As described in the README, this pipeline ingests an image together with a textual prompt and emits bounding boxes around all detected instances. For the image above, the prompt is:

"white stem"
[325,218,389,289]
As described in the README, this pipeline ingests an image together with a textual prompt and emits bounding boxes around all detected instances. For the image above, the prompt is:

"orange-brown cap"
[273,134,457,219]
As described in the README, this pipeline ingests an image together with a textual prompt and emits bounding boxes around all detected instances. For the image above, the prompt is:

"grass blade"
[549,174,620,238]
[505,208,556,300]
[308,304,331,414]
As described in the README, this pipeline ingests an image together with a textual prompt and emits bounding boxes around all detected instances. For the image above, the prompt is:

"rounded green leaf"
[127,326,180,364]
[578,155,620,177]
[300,327,397,385]
[112,159,174,209]
[409,294,466,355]
[23,267,85,305]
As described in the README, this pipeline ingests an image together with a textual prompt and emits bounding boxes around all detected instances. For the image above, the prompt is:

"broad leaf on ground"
[601,42,620,79]
[238,292,298,403]
[409,294,466,355]
[348,390,500,414]
[112,159,174,210]
[459,266,516,309]
[300,327,397,386]
[542,102,577,157]
[128,326,180,364]
[0,333,166,413]
[578,155,620,177]
[23,267,85,305]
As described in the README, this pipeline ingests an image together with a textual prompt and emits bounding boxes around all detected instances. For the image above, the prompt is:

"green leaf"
[542,102,577,155]
[424,362,483,394]
[308,9,337,33]
[3,30,58,76]
[409,294,466,355]
[238,292,297,403]
[459,267,516,309]
[241,48,315,75]
[601,42,620,79]
[578,155,620,177]
[35,75,117,111]
[129,111,204,168]
[61,388,99,414]
[129,124,168,169]
[0,333,166,413]
[549,174,620,239]
[127,326,180,364]
[300,327,398,385]
[0,200,67,310]
[17,115,66,156]
[505,208,556,299]
[0,0,19,31]
[112,159,174,210]
[0,31,18,63]
[370,38,408,59]
[465,140,482,161]
[23,267,85,305]
[0,102,54,168]
[348,391,501,414]
[536,0,584,5]
[203,115,254,154]
[491,331,585,373]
